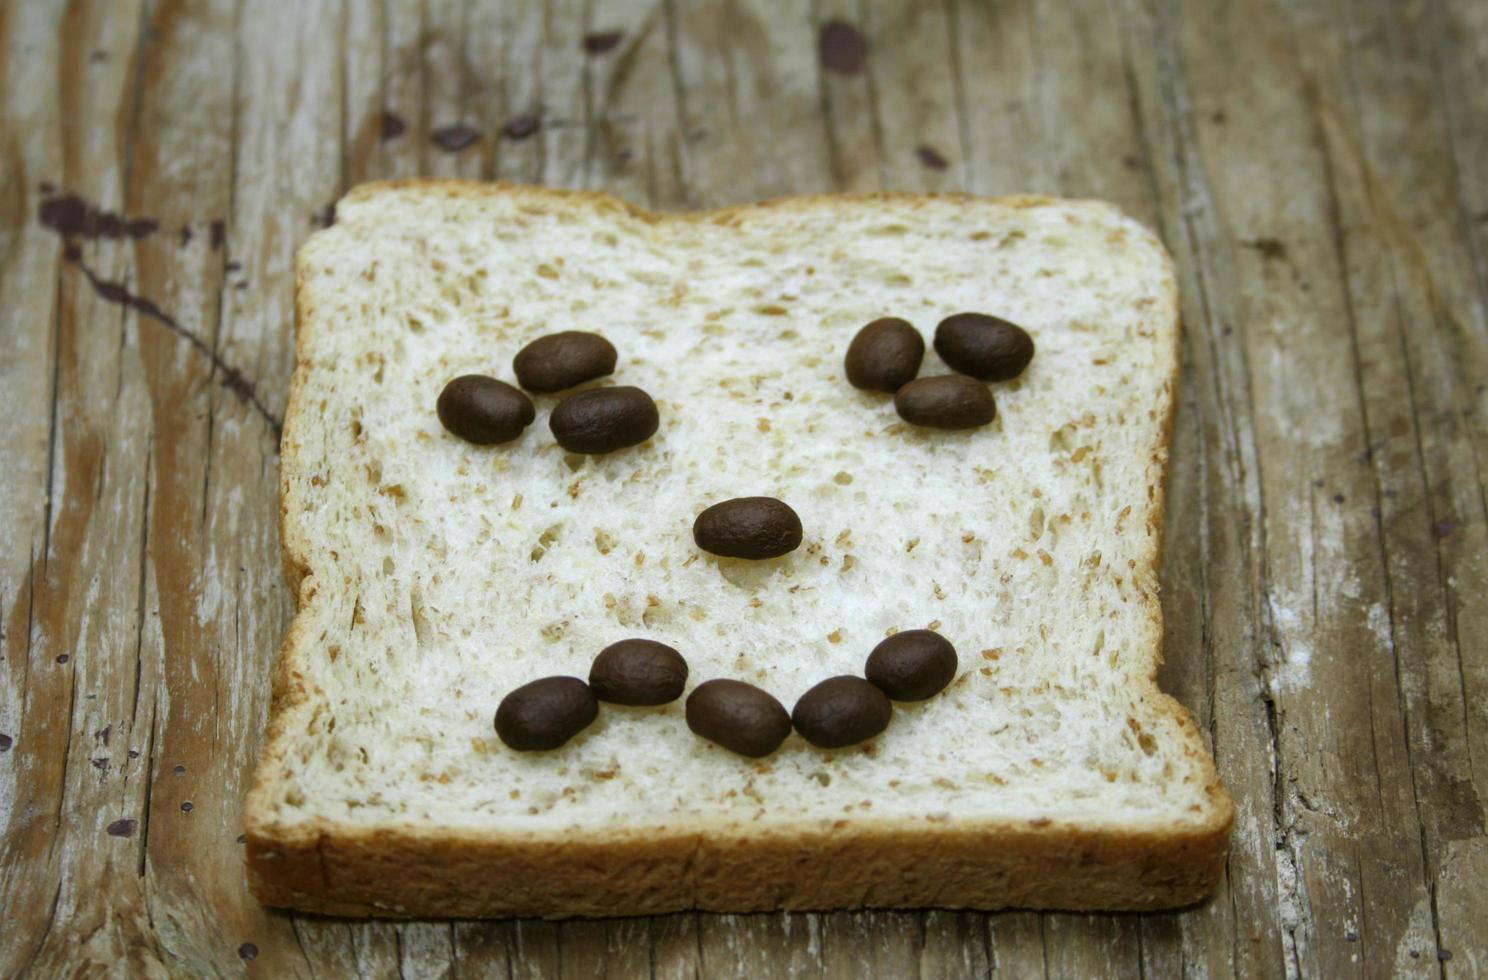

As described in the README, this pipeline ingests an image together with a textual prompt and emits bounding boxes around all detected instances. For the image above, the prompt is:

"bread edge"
[244,180,1234,917]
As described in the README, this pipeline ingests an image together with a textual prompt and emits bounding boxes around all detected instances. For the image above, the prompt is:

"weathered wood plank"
[986,912,1048,977]
[486,0,547,186]
[2,1,172,976]
[207,1,347,976]
[667,0,833,206]
[1117,4,1255,972]
[0,1,68,973]
[945,0,1046,197]
[860,0,963,191]
[388,0,432,181]
[585,0,677,208]
[1300,0,1488,969]
[1114,0,1290,975]
[124,4,276,977]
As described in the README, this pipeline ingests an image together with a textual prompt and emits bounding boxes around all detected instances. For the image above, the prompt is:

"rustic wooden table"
[2,1,1485,976]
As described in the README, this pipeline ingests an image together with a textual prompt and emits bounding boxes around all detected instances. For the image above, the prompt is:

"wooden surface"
[1,0,1485,976]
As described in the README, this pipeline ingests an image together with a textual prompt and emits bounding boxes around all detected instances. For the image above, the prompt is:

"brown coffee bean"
[494,676,598,751]
[549,385,659,453]
[865,630,958,701]
[437,375,536,444]
[693,497,803,560]
[513,331,618,393]
[589,639,688,705]
[894,375,996,429]
[934,313,1035,381]
[685,679,791,757]
[844,317,924,392]
[792,676,892,748]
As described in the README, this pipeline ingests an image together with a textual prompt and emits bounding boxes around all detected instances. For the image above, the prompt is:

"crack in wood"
[59,249,283,439]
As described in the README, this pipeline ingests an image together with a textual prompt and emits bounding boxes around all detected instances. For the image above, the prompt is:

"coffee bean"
[495,676,599,751]
[549,386,659,453]
[693,497,803,559]
[865,630,958,701]
[437,375,535,444]
[685,679,791,757]
[792,676,892,749]
[590,639,688,705]
[513,331,618,393]
[844,317,924,392]
[894,375,996,429]
[934,313,1035,381]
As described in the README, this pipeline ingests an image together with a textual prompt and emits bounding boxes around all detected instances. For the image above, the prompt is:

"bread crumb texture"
[253,184,1225,851]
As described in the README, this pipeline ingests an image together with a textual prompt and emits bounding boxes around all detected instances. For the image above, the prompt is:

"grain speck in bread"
[245,181,1232,917]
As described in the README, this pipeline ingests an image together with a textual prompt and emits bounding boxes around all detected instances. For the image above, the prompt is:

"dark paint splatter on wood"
[1434,520,1455,537]
[173,765,186,775]
[179,225,192,246]
[381,111,406,141]
[501,114,540,140]
[819,20,866,75]
[107,819,137,837]
[56,654,69,664]
[95,725,111,745]
[583,30,623,54]
[225,261,242,272]
[915,145,948,170]
[0,733,12,752]
[431,124,481,152]
[181,801,194,812]
[38,194,158,241]
[91,758,109,772]
[1242,237,1287,260]
[209,220,226,250]
[238,943,258,961]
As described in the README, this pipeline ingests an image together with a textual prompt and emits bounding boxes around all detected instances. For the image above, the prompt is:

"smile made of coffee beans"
[493,630,958,756]
[437,329,658,453]
[844,312,1034,429]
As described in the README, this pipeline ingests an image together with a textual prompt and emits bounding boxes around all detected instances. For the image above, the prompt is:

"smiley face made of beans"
[440,315,1034,757]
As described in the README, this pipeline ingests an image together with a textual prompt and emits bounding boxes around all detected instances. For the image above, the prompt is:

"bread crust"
[246,181,1233,917]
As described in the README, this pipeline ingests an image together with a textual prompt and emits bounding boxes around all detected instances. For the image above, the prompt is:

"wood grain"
[2,0,1484,976]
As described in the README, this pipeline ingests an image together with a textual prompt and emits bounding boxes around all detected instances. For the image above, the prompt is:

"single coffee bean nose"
[693,497,803,559]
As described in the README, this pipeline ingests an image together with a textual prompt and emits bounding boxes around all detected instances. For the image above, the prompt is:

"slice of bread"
[245,182,1232,917]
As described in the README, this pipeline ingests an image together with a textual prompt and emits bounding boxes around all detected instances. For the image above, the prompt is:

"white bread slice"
[245,181,1232,916]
